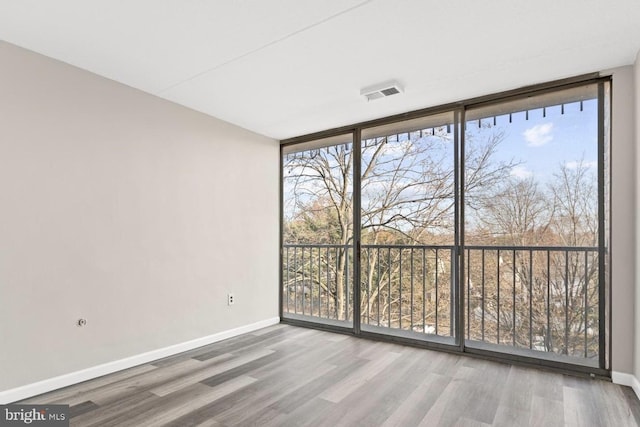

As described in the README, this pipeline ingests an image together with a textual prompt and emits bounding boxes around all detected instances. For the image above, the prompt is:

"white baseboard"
[612,371,640,400]
[0,317,280,404]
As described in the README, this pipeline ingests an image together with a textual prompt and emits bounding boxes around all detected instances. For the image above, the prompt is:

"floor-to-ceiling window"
[462,83,608,368]
[358,112,458,346]
[280,77,610,374]
[282,133,354,328]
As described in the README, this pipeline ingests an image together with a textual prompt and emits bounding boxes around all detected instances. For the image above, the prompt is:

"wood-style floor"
[23,324,640,426]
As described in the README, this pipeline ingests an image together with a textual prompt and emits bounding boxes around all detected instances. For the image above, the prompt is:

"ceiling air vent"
[360,80,403,102]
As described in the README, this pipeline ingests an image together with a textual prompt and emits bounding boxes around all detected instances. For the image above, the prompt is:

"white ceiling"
[1,1,639,140]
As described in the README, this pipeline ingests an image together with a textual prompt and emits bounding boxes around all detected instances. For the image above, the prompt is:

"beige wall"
[0,42,279,391]
[635,51,640,381]
[608,65,636,374]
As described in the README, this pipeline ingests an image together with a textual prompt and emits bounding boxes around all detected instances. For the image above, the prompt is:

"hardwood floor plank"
[563,385,605,427]
[86,377,256,427]
[318,350,402,403]
[20,363,158,404]
[262,327,325,350]
[151,325,297,368]
[192,420,222,427]
[492,365,535,425]
[69,400,99,419]
[532,369,565,402]
[381,373,452,427]
[69,391,158,426]
[589,380,638,427]
[529,395,564,427]
[135,377,257,427]
[264,397,336,427]
[251,323,288,336]
[427,350,465,378]
[75,354,232,406]
[199,351,282,388]
[149,348,273,397]
[193,328,288,361]
[452,417,492,427]
[171,343,365,426]
[418,364,505,426]
[326,333,350,342]
[621,386,640,425]
[492,406,530,427]
[320,349,432,427]
[164,363,335,427]
[416,377,456,426]
[212,363,338,426]
[265,356,365,414]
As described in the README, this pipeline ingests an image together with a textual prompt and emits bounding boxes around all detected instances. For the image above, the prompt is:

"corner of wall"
[634,49,640,391]
[606,64,636,377]
[612,371,640,400]
[603,61,639,399]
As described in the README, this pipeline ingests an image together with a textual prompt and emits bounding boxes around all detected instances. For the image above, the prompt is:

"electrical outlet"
[227,293,235,306]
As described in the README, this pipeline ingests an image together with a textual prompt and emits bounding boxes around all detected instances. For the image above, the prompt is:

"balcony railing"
[464,245,600,360]
[282,243,599,361]
[360,245,455,338]
[282,244,354,322]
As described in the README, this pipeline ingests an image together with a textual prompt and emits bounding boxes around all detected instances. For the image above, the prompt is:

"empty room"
[2,1,640,426]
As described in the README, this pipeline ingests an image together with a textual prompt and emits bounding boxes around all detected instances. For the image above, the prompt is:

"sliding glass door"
[463,83,608,367]
[359,112,458,345]
[280,79,609,372]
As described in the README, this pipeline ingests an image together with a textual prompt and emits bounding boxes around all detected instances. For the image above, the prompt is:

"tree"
[283,125,514,327]
[465,160,599,356]
[471,176,552,246]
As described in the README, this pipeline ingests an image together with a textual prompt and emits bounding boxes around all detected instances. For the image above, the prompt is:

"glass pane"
[282,134,354,327]
[464,84,602,366]
[359,112,457,344]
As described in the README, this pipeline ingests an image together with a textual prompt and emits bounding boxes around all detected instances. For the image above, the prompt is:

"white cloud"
[510,165,533,179]
[565,160,597,170]
[523,123,554,147]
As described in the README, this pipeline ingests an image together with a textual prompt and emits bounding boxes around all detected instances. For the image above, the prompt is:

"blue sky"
[467,99,599,184]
